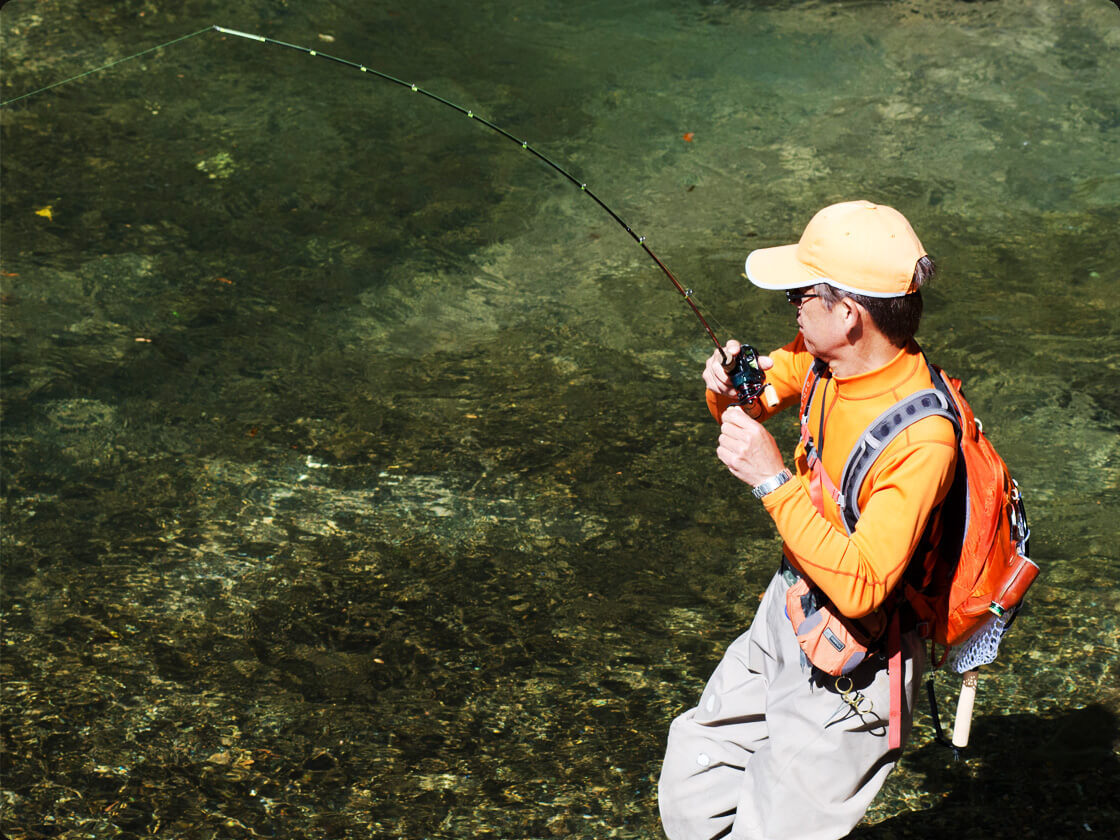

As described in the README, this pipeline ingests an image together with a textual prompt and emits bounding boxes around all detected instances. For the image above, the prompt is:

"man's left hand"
[717,405,787,488]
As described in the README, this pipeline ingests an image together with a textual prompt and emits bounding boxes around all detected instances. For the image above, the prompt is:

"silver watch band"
[752,468,793,499]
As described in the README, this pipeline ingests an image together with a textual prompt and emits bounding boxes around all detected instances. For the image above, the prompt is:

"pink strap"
[799,365,843,517]
[802,436,843,518]
[888,612,903,751]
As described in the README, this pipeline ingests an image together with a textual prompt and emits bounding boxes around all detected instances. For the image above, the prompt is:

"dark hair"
[815,255,934,347]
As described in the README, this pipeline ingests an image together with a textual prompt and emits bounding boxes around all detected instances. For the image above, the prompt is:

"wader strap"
[888,611,903,751]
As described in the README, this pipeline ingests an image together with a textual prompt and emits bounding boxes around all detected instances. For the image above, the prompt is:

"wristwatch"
[752,468,793,499]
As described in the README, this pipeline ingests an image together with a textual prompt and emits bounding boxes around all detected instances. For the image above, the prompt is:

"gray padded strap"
[839,388,959,534]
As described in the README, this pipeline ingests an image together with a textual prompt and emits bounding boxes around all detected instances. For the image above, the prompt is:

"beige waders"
[658,570,925,840]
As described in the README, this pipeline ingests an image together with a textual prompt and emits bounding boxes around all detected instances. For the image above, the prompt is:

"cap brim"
[745,245,823,291]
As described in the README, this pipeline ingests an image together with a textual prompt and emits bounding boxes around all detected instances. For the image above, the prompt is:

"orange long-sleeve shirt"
[708,336,958,618]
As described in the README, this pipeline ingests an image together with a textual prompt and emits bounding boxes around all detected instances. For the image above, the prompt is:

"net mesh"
[947,610,1015,673]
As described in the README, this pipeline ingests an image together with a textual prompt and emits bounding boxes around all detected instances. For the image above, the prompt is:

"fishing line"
[3,24,747,371]
[0,26,215,108]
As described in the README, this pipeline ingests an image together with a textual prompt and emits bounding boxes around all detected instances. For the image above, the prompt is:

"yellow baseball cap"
[745,200,926,298]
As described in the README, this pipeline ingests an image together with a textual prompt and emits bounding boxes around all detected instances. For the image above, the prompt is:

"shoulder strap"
[925,361,959,413]
[799,358,830,426]
[838,388,960,534]
[799,359,848,515]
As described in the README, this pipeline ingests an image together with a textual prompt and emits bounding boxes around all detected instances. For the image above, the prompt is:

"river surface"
[2,0,1118,837]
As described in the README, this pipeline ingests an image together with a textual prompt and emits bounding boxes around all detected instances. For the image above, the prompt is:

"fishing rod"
[3,24,770,405]
[206,28,771,405]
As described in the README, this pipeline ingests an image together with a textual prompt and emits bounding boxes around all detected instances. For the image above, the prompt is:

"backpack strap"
[837,388,960,534]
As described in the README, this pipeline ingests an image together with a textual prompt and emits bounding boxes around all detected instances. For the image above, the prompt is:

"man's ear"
[839,297,864,342]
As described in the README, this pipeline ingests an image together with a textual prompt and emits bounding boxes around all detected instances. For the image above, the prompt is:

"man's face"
[790,286,848,360]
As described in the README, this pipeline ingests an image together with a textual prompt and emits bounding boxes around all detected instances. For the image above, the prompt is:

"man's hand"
[717,405,787,488]
[703,340,773,400]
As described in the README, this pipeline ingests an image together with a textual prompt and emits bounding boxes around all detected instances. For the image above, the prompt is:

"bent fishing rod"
[3,24,770,406]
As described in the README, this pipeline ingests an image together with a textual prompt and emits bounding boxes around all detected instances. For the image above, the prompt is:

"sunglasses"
[786,288,820,307]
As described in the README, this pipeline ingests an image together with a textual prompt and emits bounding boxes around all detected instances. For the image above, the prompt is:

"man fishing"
[658,200,957,840]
